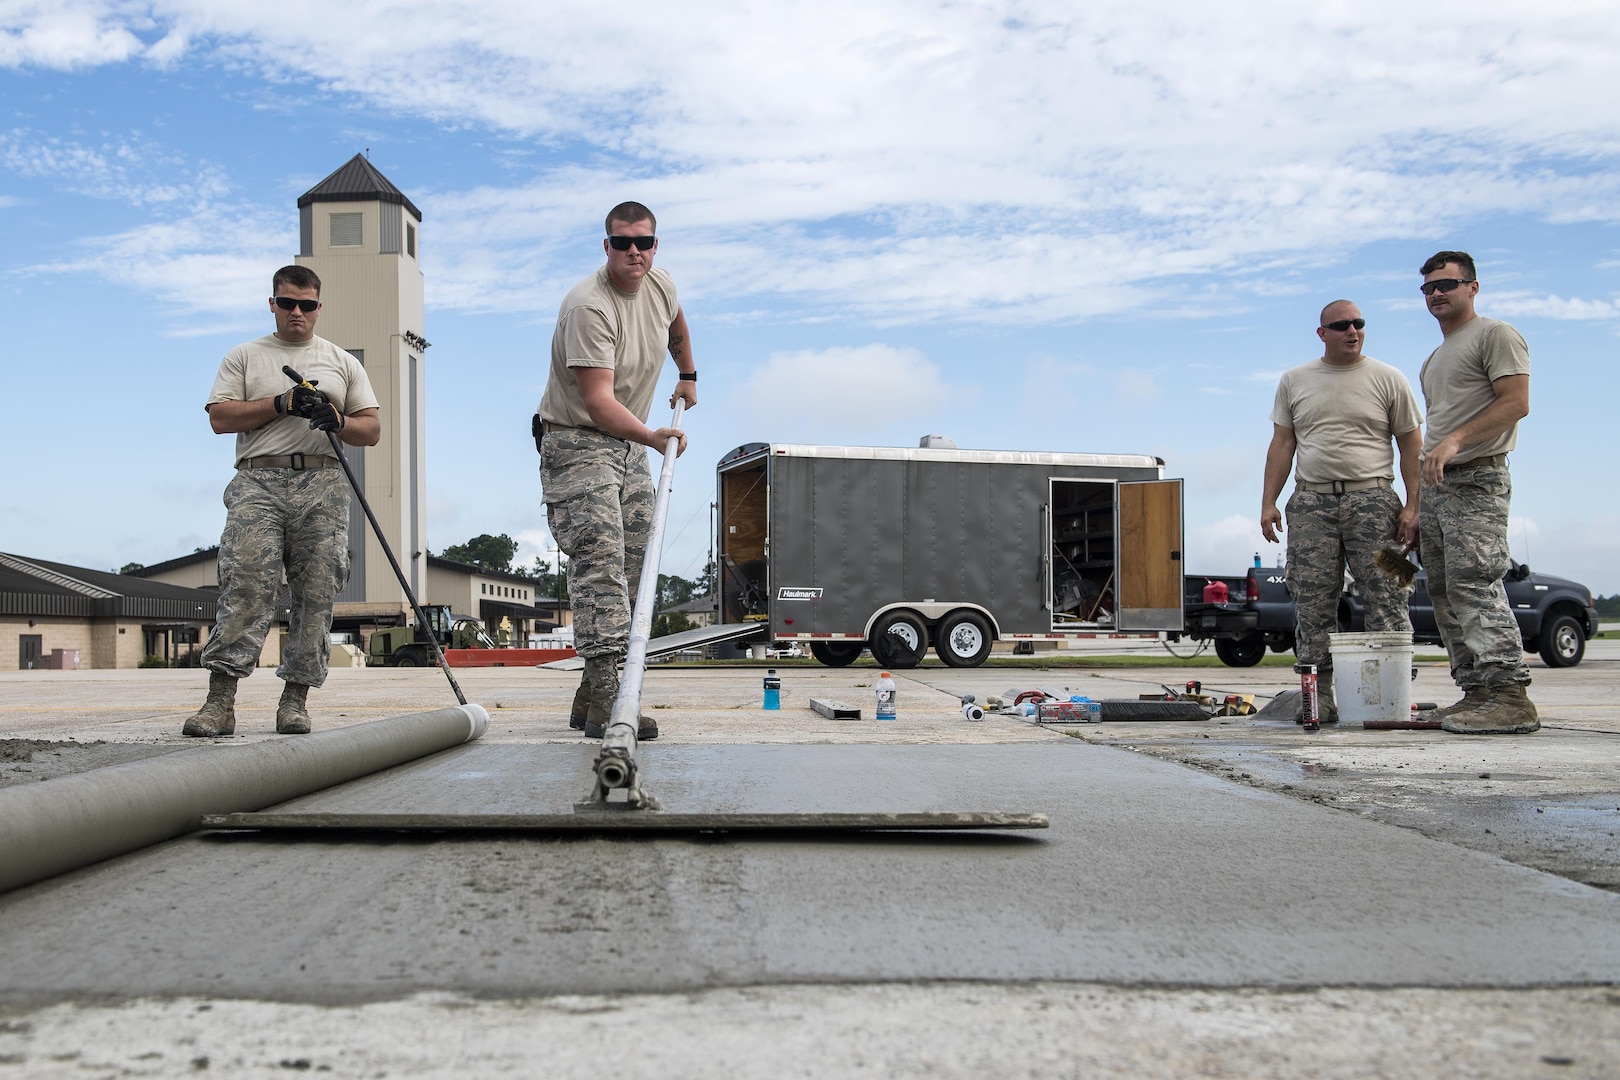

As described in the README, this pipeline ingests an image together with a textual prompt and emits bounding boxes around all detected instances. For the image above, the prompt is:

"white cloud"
[740,344,955,442]
[13,3,1620,326]
[0,128,229,206]
[28,206,292,324]
[1486,292,1620,321]
[0,1,146,69]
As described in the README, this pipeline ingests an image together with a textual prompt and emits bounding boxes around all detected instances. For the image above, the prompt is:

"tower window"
[406,222,417,258]
[330,212,363,247]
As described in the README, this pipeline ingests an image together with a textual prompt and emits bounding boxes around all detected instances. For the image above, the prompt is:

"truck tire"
[810,642,863,667]
[1215,634,1265,667]
[394,653,419,668]
[1537,613,1586,668]
[936,611,993,668]
[871,611,927,669]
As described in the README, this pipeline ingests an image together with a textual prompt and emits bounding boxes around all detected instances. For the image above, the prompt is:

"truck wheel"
[810,642,863,667]
[871,611,927,669]
[936,611,993,668]
[394,654,419,668]
[1537,613,1585,667]
[1215,634,1265,667]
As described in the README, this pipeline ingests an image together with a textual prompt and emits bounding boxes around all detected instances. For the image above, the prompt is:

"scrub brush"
[1374,542,1420,587]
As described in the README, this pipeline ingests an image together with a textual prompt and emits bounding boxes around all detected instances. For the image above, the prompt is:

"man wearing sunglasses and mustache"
[182,264,380,739]
[1416,251,1537,734]
[536,202,697,740]
[1262,300,1423,724]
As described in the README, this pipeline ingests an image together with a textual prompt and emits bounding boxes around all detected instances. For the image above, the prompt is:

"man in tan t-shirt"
[536,201,697,740]
[1416,250,1537,734]
[182,264,380,738]
[1261,299,1422,723]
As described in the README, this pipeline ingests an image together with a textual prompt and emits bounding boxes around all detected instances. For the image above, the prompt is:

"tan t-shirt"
[1270,355,1422,484]
[1419,316,1529,462]
[537,265,679,428]
[206,334,379,466]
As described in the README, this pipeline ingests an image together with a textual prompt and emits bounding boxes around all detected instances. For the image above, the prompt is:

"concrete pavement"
[1,655,1617,1077]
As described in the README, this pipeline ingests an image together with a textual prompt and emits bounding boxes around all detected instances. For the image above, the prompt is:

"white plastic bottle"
[875,671,897,721]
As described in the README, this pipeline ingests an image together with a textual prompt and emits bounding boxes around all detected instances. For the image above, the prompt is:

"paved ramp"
[1,741,1616,1002]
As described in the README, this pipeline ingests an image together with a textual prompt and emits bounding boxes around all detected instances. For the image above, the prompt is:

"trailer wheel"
[936,611,993,668]
[810,642,863,667]
[871,611,927,669]
[1214,634,1265,667]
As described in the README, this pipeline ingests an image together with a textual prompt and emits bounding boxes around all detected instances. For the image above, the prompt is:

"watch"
[678,371,697,382]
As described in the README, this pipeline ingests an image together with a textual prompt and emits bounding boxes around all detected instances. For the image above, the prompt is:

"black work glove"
[273,381,328,420]
[308,399,346,432]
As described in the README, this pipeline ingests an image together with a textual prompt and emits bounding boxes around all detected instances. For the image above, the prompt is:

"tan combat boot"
[1442,684,1539,735]
[1430,686,1489,720]
[182,670,238,737]
[569,676,590,731]
[581,656,658,741]
[276,682,313,735]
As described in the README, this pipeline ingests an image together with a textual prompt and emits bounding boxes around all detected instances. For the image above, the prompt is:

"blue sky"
[3,2,1618,594]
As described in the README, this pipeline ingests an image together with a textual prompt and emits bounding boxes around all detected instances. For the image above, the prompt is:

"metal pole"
[282,365,467,706]
[585,401,685,809]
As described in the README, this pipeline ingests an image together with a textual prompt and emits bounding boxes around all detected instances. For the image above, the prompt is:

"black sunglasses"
[1323,318,1366,331]
[1420,278,1473,297]
[607,235,656,251]
[273,296,321,313]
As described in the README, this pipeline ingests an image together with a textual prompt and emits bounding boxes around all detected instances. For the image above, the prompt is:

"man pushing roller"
[182,265,380,737]
[536,202,696,739]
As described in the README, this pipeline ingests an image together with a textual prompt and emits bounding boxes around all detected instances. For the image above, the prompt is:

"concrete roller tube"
[0,704,489,895]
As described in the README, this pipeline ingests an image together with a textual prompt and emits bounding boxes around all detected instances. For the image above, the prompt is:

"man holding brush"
[1261,299,1423,724]
[1416,251,1537,735]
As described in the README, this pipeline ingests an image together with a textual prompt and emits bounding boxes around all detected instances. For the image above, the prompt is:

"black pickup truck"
[1179,563,1598,668]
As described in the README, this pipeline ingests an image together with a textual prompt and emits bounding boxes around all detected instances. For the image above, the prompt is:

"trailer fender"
[861,602,1002,641]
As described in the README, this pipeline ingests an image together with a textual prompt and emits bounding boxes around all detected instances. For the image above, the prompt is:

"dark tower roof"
[297,154,421,220]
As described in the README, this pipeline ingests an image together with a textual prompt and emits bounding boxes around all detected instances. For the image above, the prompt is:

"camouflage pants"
[1419,462,1528,689]
[1285,486,1412,681]
[200,468,351,686]
[540,426,653,664]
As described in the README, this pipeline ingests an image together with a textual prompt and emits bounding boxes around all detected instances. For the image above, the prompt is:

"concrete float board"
[0,741,1616,1003]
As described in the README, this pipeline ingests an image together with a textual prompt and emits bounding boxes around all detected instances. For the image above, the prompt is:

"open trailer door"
[1116,479,1183,631]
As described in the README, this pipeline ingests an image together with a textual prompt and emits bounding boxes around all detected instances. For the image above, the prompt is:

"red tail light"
[1246,575,1260,601]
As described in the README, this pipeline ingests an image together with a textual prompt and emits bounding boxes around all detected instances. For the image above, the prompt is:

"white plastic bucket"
[1328,631,1413,726]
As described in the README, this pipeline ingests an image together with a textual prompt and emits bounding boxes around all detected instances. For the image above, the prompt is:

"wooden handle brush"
[1373,542,1420,586]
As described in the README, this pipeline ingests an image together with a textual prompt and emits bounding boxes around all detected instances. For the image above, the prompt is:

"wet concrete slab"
[1,741,1616,1004]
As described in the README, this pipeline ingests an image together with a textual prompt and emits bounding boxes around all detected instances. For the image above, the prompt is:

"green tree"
[441,533,518,573]
[116,562,145,575]
[528,555,569,605]
[657,572,699,611]
[652,611,696,638]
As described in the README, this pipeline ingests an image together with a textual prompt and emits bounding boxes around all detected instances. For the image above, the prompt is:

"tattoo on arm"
[668,331,687,359]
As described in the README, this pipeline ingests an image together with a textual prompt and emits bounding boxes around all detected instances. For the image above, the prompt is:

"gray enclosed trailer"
[715,440,1184,668]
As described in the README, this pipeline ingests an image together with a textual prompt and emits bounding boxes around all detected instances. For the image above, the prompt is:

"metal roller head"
[596,751,632,790]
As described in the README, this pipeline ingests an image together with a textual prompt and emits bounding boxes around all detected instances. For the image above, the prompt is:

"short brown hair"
[273,264,322,295]
[605,201,656,234]
[1420,250,1475,279]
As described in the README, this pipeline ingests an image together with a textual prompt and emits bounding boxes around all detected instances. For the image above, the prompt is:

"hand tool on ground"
[1374,542,1421,587]
[282,365,467,707]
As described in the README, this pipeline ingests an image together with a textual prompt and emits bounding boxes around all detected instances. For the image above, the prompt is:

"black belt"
[1295,477,1392,495]
[1446,453,1508,470]
[238,454,339,471]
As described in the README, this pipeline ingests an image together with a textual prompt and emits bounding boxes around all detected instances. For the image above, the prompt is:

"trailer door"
[1116,479,1183,631]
